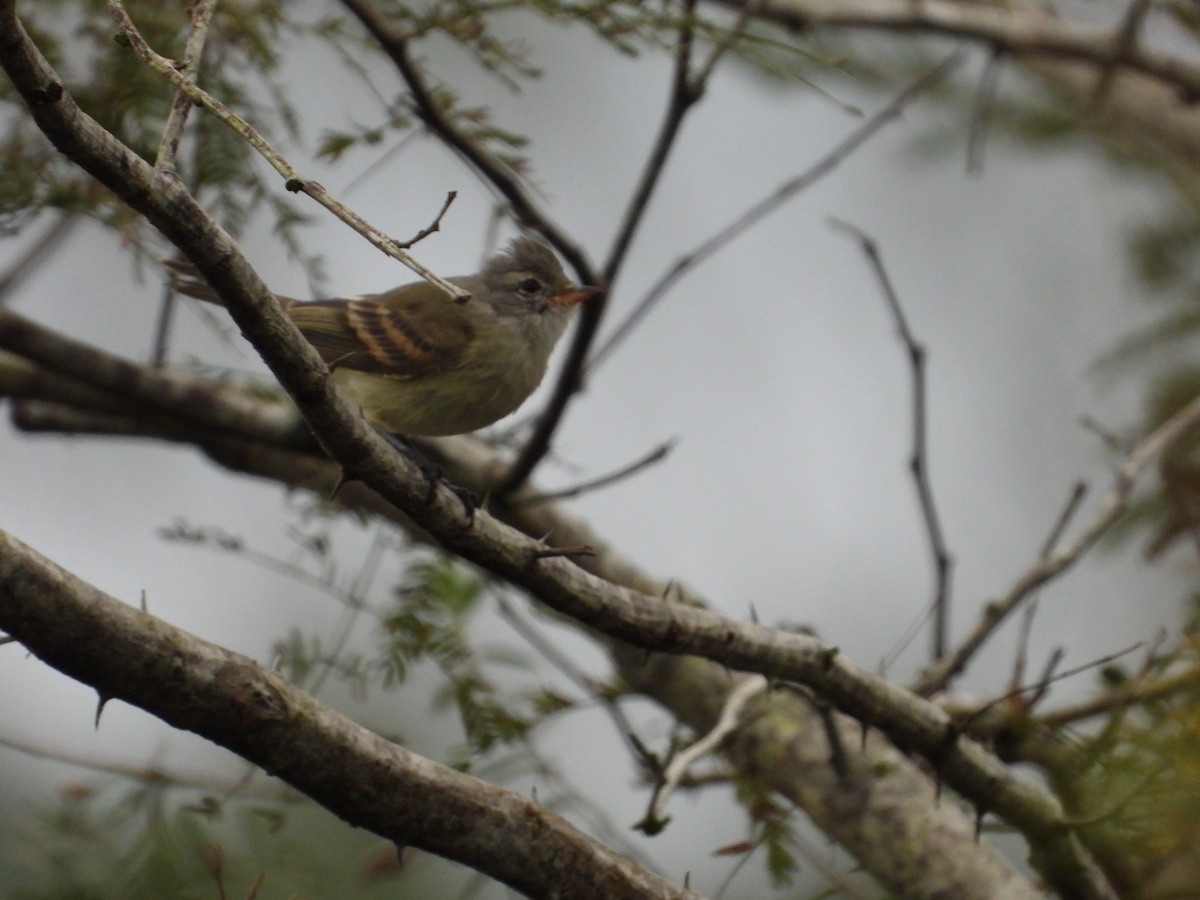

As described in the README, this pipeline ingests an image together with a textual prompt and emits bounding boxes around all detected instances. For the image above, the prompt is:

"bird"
[166,237,599,436]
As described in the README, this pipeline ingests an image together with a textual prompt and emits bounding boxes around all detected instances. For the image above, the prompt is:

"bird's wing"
[287,294,473,378]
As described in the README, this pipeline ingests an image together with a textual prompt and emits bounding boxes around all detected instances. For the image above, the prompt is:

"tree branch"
[0,210,77,304]
[831,220,953,662]
[335,0,608,495]
[0,331,1102,897]
[152,0,215,173]
[0,529,694,900]
[713,0,1200,102]
[0,4,1122,894]
[588,51,965,372]
[106,0,467,299]
[915,394,1200,696]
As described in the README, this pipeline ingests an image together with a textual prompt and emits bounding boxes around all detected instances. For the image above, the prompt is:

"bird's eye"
[518,277,543,294]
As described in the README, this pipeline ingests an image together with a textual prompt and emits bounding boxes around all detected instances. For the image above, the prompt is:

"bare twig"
[957,643,1142,731]
[153,0,220,369]
[0,730,298,800]
[106,0,467,300]
[496,595,647,766]
[409,189,458,247]
[967,49,1004,176]
[0,211,77,304]
[1088,0,1158,111]
[605,0,757,279]
[1037,660,1200,727]
[1009,482,1087,695]
[1080,415,1128,455]
[337,0,606,495]
[588,51,967,373]
[335,0,587,278]
[154,0,217,173]
[499,0,754,496]
[640,675,768,829]
[916,394,1200,697]
[515,439,677,507]
[1010,593,1039,697]
[605,0,702,283]
[831,219,953,662]
[1041,481,1091,555]
[1025,646,1066,711]
[151,279,179,367]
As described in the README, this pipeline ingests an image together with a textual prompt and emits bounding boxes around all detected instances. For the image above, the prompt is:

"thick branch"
[0,306,309,448]
[0,338,1094,900]
[0,529,693,900]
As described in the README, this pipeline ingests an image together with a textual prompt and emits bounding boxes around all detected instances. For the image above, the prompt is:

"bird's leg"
[375,430,442,502]
[376,430,478,523]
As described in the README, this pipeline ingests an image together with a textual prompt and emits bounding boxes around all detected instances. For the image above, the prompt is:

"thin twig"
[1010,593,1038,697]
[1080,414,1128,454]
[957,642,1143,731]
[693,0,762,88]
[1037,660,1200,727]
[1088,0,1157,112]
[515,439,677,507]
[154,0,217,173]
[336,0,587,276]
[588,50,967,373]
[409,189,457,247]
[106,0,467,300]
[0,730,298,799]
[640,675,768,827]
[1041,481,1091,555]
[916,394,1200,697]
[500,0,749,497]
[151,279,178,367]
[496,595,647,766]
[1024,646,1065,711]
[0,211,77,304]
[831,219,953,662]
[604,0,701,284]
[966,49,1004,177]
[338,0,605,496]
[151,0,215,364]
[1009,482,1087,695]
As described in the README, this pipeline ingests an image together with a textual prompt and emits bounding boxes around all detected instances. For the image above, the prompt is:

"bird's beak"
[548,285,603,307]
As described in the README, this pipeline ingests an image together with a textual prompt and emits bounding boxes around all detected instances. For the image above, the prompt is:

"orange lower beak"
[549,286,603,307]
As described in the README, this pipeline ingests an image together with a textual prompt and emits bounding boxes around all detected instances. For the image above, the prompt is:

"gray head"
[478,238,595,321]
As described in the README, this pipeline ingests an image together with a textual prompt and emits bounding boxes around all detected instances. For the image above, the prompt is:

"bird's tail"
[162,257,224,306]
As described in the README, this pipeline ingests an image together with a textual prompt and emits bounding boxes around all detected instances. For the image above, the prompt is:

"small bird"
[168,238,598,436]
